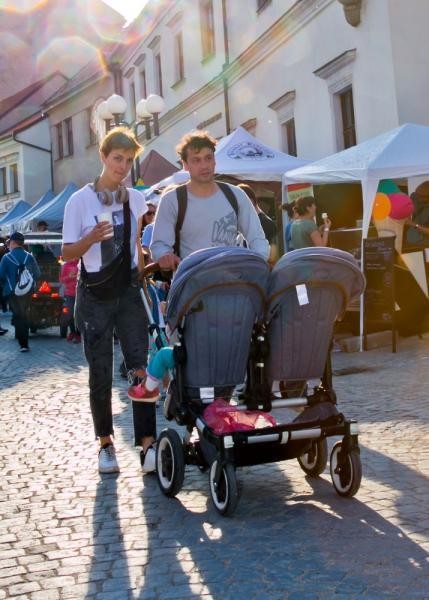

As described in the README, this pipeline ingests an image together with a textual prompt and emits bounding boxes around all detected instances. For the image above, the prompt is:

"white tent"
[285,123,429,236]
[144,127,309,197]
[214,126,308,181]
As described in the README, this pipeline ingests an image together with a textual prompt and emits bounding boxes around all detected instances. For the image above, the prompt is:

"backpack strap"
[174,184,188,256]
[173,181,239,256]
[216,181,239,219]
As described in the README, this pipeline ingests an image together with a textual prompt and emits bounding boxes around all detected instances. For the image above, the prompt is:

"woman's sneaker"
[140,444,156,474]
[128,381,159,402]
[98,443,120,474]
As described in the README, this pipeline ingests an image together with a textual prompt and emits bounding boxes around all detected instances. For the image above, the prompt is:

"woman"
[62,126,156,475]
[140,201,157,258]
[290,196,331,249]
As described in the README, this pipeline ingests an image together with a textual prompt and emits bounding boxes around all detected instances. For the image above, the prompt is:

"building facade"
[111,0,428,160]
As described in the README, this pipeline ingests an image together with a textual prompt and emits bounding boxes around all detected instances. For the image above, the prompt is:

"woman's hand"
[90,221,113,243]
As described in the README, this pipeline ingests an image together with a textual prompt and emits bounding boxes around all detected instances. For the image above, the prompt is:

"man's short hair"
[100,126,143,158]
[176,130,217,162]
[37,220,48,230]
[9,231,25,245]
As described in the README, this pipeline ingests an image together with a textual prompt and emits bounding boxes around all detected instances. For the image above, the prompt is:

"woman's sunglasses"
[146,211,156,216]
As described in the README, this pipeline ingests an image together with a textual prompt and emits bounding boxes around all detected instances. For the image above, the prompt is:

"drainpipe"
[13,126,54,192]
[221,0,231,134]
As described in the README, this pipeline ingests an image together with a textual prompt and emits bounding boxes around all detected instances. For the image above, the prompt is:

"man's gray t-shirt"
[150,183,270,260]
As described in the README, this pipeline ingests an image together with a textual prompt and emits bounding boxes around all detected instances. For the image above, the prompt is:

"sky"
[101,0,148,24]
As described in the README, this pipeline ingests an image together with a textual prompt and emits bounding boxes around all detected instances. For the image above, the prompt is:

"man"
[150,130,270,270]
[0,231,40,351]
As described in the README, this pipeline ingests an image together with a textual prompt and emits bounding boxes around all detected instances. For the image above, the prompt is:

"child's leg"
[146,346,174,389]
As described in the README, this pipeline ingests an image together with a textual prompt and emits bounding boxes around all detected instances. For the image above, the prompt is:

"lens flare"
[0,0,48,14]
[36,36,106,79]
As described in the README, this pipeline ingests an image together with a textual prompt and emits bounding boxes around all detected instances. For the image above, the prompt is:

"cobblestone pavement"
[0,324,428,599]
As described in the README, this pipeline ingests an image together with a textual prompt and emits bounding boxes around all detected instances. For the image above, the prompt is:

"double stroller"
[151,246,365,516]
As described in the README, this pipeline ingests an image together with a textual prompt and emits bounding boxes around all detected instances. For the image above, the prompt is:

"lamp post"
[96,93,166,185]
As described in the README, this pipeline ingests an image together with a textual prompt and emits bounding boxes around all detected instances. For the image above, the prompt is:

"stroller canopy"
[167,246,270,332]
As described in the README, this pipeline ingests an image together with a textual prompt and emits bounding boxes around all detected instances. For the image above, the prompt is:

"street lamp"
[96,92,166,184]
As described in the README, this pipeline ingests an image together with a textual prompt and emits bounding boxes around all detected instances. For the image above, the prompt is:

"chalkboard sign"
[363,235,396,351]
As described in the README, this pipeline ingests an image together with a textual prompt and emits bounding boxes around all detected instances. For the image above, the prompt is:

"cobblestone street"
[0,327,428,599]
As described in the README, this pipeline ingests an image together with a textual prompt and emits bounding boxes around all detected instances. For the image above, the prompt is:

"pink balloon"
[388,192,413,220]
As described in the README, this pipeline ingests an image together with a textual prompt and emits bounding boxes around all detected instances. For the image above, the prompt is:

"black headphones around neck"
[92,177,129,206]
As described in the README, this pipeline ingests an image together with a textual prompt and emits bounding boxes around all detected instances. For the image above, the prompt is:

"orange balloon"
[372,192,391,220]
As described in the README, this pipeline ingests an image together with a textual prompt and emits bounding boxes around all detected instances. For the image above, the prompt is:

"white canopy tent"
[214,126,308,181]
[285,122,429,350]
[285,123,429,237]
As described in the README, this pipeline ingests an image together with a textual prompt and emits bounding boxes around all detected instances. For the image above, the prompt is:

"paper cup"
[98,212,114,239]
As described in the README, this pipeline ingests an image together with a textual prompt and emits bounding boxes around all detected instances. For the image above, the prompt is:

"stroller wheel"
[330,441,362,497]
[209,460,239,517]
[297,439,328,476]
[156,429,185,497]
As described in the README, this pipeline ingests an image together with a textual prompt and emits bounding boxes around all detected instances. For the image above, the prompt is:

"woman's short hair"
[295,195,316,216]
[100,126,143,158]
[237,183,258,208]
[176,130,217,162]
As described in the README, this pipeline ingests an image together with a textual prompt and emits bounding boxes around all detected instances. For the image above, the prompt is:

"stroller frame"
[155,248,365,516]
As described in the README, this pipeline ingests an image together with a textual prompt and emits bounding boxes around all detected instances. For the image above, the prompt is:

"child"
[59,258,80,342]
[128,345,174,400]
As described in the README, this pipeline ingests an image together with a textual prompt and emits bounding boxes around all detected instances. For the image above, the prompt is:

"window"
[86,108,97,146]
[56,123,63,159]
[339,88,356,149]
[200,0,215,59]
[10,164,18,193]
[283,118,297,156]
[313,49,357,151]
[154,52,163,96]
[65,118,73,156]
[140,69,147,99]
[129,81,136,122]
[257,0,271,12]
[269,91,297,155]
[0,167,6,195]
[174,32,185,83]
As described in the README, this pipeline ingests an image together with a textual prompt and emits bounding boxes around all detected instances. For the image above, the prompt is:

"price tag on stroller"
[296,284,309,306]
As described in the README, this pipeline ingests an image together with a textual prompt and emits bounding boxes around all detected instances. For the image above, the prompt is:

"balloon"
[372,193,391,220]
[388,192,414,220]
[377,179,401,195]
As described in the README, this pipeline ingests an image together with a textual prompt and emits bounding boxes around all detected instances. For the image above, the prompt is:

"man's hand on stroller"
[159,253,181,272]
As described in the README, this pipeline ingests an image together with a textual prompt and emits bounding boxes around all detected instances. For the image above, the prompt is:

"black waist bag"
[80,200,132,301]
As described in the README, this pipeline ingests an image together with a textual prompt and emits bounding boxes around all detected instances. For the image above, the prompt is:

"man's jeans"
[75,282,153,445]
[8,294,30,349]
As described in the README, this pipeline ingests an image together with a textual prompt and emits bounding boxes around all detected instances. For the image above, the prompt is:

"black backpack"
[173,181,239,255]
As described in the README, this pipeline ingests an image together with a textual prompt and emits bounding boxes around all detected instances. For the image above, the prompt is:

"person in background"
[59,258,80,343]
[237,183,278,264]
[283,200,296,252]
[36,220,48,232]
[0,231,40,351]
[140,201,157,259]
[62,126,155,475]
[0,238,9,332]
[290,196,331,249]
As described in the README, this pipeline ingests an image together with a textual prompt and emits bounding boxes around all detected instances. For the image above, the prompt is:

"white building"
[0,74,67,219]
[115,0,429,164]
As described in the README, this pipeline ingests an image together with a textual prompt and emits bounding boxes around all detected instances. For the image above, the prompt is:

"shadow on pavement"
[86,474,131,599]
[134,458,428,599]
